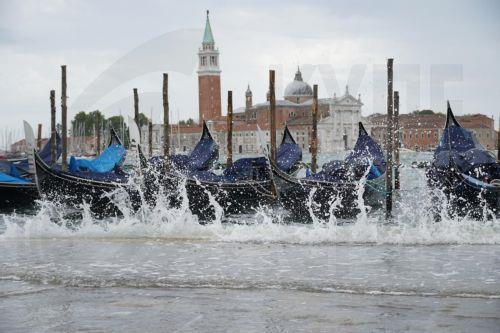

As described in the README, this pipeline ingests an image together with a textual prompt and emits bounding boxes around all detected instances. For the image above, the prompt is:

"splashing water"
[0,153,499,245]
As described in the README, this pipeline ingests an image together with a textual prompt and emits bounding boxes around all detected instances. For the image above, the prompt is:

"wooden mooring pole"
[96,114,101,155]
[497,119,499,160]
[133,88,140,135]
[385,58,394,219]
[148,120,153,157]
[61,65,68,171]
[50,90,56,165]
[269,70,277,162]
[163,73,170,157]
[37,124,42,150]
[394,91,400,190]
[226,91,233,167]
[311,84,318,173]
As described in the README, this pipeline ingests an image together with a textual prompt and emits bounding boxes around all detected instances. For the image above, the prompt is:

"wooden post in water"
[394,91,400,190]
[163,73,170,157]
[226,91,233,167]
[61,65,68,171]
[96,113,101,155]
[269,70,277,162]
[311,84,318,173]
[133,88,140,135]
[497,120,499,160]
[385,59,394,219]
[37,124,42,150]
[148,120,153,157]
[50,90,56,165]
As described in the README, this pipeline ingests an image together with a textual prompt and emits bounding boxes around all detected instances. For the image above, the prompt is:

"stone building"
[232,68,330,127]
[318,86,364,152]
[367,112,498,151]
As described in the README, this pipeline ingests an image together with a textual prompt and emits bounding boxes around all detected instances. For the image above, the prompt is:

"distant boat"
[427,102,499,216]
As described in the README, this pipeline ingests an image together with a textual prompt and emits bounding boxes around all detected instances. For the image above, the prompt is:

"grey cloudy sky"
[0,0,499,144]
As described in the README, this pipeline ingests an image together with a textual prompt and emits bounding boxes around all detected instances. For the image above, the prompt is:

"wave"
[1,272,498,300]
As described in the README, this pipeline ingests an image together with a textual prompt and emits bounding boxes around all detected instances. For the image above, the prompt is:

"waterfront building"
[367,112,498,151]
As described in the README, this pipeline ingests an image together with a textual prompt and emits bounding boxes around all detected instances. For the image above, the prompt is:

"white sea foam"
[1,195,498,245]
[0,161,498,245]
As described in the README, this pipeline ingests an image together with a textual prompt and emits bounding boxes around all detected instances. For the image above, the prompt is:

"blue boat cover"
[276,125,302,173]
[186,126,301,184]
[69,144,126,173]
[0,171,30,184]
[188,157,271,183]
[39,133,62,164]
[51,162,129,183]
[307,122,386,182]
[15,133,62,173]
[431,102,499,183]
[0,161,13,175]
[435,106,482,155]
[166,122,219,172]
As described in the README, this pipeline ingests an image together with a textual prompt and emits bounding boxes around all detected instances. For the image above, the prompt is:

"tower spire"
[203,10,215,44]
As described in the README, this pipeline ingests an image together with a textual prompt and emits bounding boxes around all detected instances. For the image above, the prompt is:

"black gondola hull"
[427,169,499,216]
[34,151,137,215]
[272,164,385,221]
[0,182,38,208]
[163,171,276,220]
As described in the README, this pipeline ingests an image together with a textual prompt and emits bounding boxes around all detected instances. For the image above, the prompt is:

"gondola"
[33,122,139,215]
[0,129,61,208]
[35,119,221,215]
[161,124,302,220]
[271,122,386,220]
[427,102,499,216]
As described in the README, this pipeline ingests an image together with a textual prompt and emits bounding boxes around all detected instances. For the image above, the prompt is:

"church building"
[142,11,364,156]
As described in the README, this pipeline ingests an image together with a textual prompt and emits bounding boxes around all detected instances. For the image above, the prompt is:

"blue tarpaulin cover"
[431,102,499,183]
[276,126,302,173]
[189,157,270,183]
[307,122,385,182]
[39,133,62,164]
[69,144,126,173]
[163,122,219,172]
[0,171,30,184]
[187,125,301,184]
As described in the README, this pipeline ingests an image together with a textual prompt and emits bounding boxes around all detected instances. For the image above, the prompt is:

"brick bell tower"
[198,10,221,123]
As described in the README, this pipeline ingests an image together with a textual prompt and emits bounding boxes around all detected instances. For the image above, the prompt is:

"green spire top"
[203,10,215,44]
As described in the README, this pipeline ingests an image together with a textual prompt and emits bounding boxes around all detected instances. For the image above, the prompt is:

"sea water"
[0,152,499,332]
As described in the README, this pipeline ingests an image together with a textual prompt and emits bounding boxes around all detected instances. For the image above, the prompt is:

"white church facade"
[318,86,364,153]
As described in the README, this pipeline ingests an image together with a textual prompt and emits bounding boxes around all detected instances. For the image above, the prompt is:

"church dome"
[284,68,313,98]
